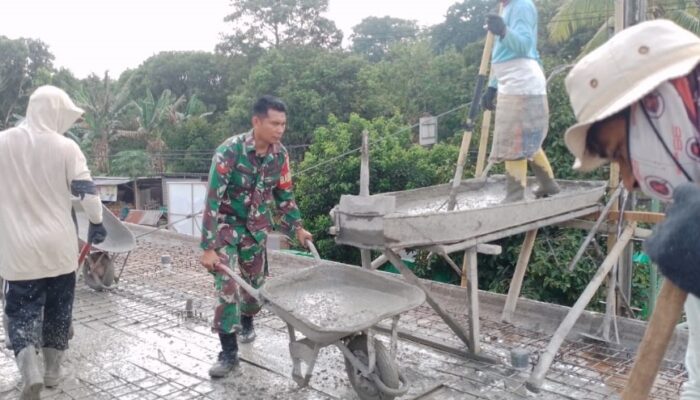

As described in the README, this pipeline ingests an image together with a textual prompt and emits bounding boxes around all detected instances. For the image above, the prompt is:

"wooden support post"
[475,111,492,177]
[527,224,635,392]
[622,280,687,400]
[460,250,469,288]
[360,130,371,269]
[384,249,474,351]
[502,229,538,323]
[464,248,480,354]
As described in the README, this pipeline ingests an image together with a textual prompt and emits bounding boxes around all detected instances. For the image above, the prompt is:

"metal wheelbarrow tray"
[262,262,425,345]
[333,175,607,249]
[217,259,425,399]
[72,199,136,290]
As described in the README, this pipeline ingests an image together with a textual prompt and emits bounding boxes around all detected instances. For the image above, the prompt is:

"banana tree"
[115,89,185,174]
[547,0,700,54]
[73,72,133,174]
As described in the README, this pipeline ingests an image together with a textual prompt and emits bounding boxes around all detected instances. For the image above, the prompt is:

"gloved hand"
[87,222,107,245]
[486,14,507,38]
[481,86,497,111]
[644,183,700,298]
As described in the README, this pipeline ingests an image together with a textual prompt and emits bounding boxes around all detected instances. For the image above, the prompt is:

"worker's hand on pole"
[296,228,313,248]
[87,222,107,245]
[200,249,219,272]
[645,183,700,298]
[485,14,507,39]
[481,87,497,111]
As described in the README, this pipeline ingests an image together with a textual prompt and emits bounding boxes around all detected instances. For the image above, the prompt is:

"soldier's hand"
[485,14,507,38]
[296,228,313,248]
[644,183,700,298]
[200,249,219,272]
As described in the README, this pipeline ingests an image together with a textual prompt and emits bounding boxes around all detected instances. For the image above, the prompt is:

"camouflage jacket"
[200,131,302,250]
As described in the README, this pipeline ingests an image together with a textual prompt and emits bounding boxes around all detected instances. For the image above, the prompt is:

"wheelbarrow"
[72,199,136,291]
[214,242,426,400]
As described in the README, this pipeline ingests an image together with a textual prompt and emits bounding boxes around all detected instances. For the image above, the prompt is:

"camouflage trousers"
[212,233,267,335]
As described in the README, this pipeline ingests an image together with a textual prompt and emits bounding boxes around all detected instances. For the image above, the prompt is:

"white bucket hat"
[564,19,700,171]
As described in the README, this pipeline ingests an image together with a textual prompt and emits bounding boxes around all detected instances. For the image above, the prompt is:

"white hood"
[24,85,84,135]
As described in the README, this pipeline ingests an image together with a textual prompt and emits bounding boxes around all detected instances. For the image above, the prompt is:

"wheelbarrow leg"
[287,324,321,387]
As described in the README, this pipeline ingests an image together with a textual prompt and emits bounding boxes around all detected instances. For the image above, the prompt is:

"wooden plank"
[502,229,537,323]
[557,219,652,239]
[587,210,665,224]
[622,281,687,400]
[527,223,636,392]
[437,206,600,255]
[464,248,480,354]
[475,111,491,176]
[360,129,372,269]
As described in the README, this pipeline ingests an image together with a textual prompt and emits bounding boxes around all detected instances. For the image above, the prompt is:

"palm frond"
[580,17,615,55]
[548,0,613,43]
[669,9,700,33]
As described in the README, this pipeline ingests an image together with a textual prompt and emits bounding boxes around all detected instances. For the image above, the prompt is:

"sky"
[0,0,460,78]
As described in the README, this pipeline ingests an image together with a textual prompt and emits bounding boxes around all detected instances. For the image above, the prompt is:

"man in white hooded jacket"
[0,86,106,399]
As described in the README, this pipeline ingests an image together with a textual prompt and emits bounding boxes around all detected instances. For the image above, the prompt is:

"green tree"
[115,89,185,173]
[547,0,700,54]
[350,16,420,62]
[358,40,470,139]
[226,46,372,148]
[111,150,151,178]
[165,117,225,173]
[295,114,458,264]
[430,0,493,53]
[124,51,235,114]
[0,36,55,128]
[74,72,133,174]
[216,0,343,55]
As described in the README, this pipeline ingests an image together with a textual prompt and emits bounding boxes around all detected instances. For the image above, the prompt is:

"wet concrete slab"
[0,225,682,399]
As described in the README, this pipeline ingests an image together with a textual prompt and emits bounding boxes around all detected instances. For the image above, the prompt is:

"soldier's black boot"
[208,333,238,378]
[239,315,256,344]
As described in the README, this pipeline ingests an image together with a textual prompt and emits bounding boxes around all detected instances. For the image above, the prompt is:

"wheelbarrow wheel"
[82,252,115,291]
[344,335,400,400]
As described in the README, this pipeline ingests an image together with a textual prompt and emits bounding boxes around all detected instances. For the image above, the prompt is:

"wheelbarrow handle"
[78,243,92,266]
[306,240,320,260]
[213,262,262,302]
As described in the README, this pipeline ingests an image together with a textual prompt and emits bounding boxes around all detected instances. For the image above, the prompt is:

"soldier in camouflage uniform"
[200,95,313,378]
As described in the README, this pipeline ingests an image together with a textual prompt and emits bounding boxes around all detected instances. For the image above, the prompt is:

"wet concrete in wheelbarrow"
[0,225,680,399]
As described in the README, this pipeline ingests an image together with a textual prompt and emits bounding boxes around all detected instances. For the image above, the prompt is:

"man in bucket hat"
[564,19,700,398]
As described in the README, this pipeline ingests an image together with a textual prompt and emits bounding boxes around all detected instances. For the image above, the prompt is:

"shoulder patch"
[277,154,292,190]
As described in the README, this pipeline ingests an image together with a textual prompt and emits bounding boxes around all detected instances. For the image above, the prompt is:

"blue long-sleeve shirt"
[489,0,541,88]
[492,0,540,63]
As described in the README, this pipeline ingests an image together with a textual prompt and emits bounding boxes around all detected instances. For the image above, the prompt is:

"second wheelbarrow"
[72,199,136,291]
[215,245,425,400]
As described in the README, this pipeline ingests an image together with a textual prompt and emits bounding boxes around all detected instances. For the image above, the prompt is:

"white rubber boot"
[16,345,43,399]
[42,348,65,388]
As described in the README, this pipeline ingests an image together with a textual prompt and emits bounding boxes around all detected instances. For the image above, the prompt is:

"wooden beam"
[587,210,665,224]
[465,248,480,354]
[502,229,538,323]
[527,223,636,392]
